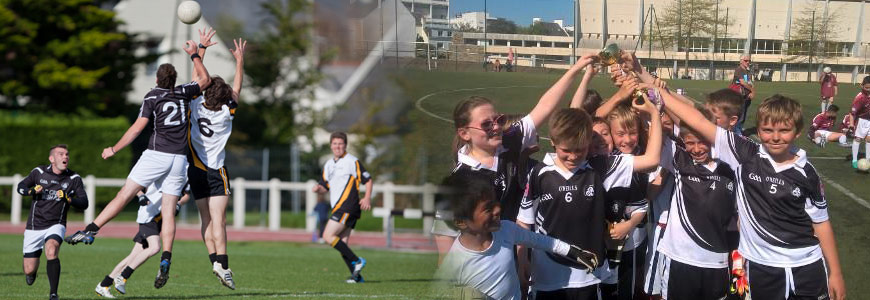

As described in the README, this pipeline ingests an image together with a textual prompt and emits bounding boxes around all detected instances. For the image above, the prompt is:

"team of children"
[438,53,849,300]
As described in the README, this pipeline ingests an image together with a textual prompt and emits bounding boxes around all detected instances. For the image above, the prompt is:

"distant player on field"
[848,76,870,168]
[94,185,189,298]
[18,144,89,300]
[313,132,373,283]
[65,39,212,289]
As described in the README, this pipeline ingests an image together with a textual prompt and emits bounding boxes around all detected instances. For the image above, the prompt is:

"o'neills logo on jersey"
[558,185,578,192]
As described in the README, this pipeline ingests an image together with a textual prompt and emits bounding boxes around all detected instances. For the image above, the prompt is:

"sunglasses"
[466,114,507,137]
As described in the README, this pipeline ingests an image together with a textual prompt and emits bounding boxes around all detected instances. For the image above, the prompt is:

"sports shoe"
[212,262,236,290]
[351,257,366,279]
[95,284,115,298]
[49,293,58,300]
[113,276,126,294]
[64,230,96,245]
[25,273,36,285]
[820,137,827,148]
[345,274,364,283]
[814,136,822,145]
[154,259,171,289]
[853,161,859,169]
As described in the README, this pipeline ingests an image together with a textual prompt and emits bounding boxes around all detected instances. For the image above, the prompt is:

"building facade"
[401,0,452,49]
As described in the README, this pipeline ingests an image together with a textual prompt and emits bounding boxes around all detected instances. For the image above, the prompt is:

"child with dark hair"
[848,76,870,168]
[437,173,598,300]
[809,104,848,147]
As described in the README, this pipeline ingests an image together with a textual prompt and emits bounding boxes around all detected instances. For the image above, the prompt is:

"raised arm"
[595,76,637,118]
[192,28,217,82]
[631,93,662,172]
[230,38,247,101]
[102,117,150,159]
[183,40,211,89]
[569,65,597,109]
[661,89,718,143]
[529,54,597,127]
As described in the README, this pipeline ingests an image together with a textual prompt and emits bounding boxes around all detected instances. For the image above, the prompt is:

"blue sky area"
[450,0,575,26]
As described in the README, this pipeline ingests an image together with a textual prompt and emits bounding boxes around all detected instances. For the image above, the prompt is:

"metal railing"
[0,175,442,236]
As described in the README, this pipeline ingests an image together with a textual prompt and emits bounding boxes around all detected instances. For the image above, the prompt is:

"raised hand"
[198,27,218,48]
[183,40,197,55]
[231,38,247,62]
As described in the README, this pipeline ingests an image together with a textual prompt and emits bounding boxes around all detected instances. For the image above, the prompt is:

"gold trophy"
[599,43,649,105]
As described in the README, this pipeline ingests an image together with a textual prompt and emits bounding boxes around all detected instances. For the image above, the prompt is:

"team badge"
[727,182,734,191]
[62,182,69,189]
[792,187,801,197]
[40,179,48,185]
[584,185,594,197]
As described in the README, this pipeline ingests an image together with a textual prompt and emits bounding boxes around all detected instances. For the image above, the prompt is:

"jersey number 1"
[162,102,185,126]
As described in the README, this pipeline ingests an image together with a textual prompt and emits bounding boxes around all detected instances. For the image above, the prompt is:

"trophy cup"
[599,43,651,105]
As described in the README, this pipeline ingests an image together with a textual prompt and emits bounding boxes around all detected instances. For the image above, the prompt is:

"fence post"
[11,174,22,225]
[233,178,245,229]
[305,180,317,232]
[382,181,395,234]
[268,178,281,231]
[85,175,96,224]
[422,183,435,237]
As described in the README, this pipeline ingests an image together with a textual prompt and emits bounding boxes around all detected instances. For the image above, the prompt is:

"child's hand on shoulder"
[610,221,633,240]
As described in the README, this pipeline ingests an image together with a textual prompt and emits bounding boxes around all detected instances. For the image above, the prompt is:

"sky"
[449,0,575,26]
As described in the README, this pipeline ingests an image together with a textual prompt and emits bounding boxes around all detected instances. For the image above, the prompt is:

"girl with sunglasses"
[432,55,599,262]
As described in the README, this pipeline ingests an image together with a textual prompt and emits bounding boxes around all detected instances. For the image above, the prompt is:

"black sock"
[46,258,60,294]
[331,239,359,262]
[161,251,172,262]
[209,253,217,265]
[340,254,355,273]
[121,266,135,279]
[100,275,113,287]
[85,222,100,232]
[216,254,229,269]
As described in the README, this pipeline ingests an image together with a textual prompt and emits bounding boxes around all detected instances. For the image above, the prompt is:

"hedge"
[0,111,132,209]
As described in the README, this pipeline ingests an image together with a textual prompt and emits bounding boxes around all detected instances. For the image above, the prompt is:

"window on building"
[752,39,782,55]
[679,37,710,53]
[554,42,570,48]
[716,39,744,54]
[494,39,508,46]
[464,38,478,45]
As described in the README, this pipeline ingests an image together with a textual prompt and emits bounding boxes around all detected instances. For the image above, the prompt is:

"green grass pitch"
[0,234,438,299]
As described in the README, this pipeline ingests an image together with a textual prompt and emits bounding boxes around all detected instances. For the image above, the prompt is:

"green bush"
[0,111,131,209]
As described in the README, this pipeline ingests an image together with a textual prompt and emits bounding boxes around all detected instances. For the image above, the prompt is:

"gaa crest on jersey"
[584,185,594,197]
[792,187,801,197]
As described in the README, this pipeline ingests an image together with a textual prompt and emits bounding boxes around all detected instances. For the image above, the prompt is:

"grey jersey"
[139,82,201,155]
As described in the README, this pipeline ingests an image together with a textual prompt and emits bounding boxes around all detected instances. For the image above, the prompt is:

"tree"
[486,18,519,34]
[784,1,842,81]
[0,0,155,116]
[658,0,732,77]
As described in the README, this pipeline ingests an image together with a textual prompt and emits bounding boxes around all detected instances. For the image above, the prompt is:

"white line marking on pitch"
[415,85,547,124]
[817,173,870,210]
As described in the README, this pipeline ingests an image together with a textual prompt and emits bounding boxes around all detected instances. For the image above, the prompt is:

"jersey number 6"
[198,118,214,137]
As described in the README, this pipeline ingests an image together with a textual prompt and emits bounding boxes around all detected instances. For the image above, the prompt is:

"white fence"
[0,175,443,236]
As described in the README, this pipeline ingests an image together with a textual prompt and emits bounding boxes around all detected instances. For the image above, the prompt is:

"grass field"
[398,69,870,297]
[0,234,438,299]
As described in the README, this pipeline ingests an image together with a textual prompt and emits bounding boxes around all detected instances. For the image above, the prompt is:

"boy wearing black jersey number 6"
[663,91,846,300]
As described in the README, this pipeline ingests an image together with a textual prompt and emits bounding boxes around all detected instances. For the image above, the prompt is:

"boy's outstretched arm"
[813,221,846,300]
[632,93,662,172]
[569,65,597,109]
[529,54,597,127]
[661,89,718,143]
[595,76,637,118]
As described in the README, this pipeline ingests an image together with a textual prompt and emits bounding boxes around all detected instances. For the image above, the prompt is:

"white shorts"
[128,150,188,196]
[856,118,870,139]
[815,130,833,138]
[23,224,65,256]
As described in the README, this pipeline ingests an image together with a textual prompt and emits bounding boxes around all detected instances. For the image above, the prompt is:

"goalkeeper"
[435,174,599,300]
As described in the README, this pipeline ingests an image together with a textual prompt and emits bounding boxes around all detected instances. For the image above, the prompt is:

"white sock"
[840,135,848,144]
[853,140,861,162]
[865,142,870,160]
[821,102,827,113]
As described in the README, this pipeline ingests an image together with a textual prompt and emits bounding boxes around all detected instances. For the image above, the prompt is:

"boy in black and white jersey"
[652,108,736,300]
[663,92,846,300]
[516,98,662,300]
[66,39,213,289]
[17,144,89,300]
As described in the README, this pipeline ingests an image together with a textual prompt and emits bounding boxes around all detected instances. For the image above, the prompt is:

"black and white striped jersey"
[656,140,737,268]
[138,82,201,155]
[16,165,88,230]
[452,115,538,222]
[516,153,633,290]
[712,127,827,267]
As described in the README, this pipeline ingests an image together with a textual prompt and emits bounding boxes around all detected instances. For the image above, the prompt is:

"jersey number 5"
[198,118,214,137]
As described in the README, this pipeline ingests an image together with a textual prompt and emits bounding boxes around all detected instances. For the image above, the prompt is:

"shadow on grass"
[362,278,435,284]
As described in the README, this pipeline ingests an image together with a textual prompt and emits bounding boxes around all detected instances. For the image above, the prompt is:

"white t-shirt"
[188,96,236,170]
[136,184,164,224]
[437,221,570,300]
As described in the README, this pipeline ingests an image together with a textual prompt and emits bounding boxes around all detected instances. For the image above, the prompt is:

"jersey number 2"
[162,102,185,126]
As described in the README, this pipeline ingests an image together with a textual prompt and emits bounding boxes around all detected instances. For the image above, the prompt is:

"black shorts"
[536,285,600,300]
[746,258,829,300]
[664,259,729,300]
[189,166,231,200]
[132,221,161,249]
[330,211,359,229]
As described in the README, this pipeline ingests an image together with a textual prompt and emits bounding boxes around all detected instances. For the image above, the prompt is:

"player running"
[18,144,89,300]
[65,39,212,289]
[314,132,374,283]
[188,30,246,289]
